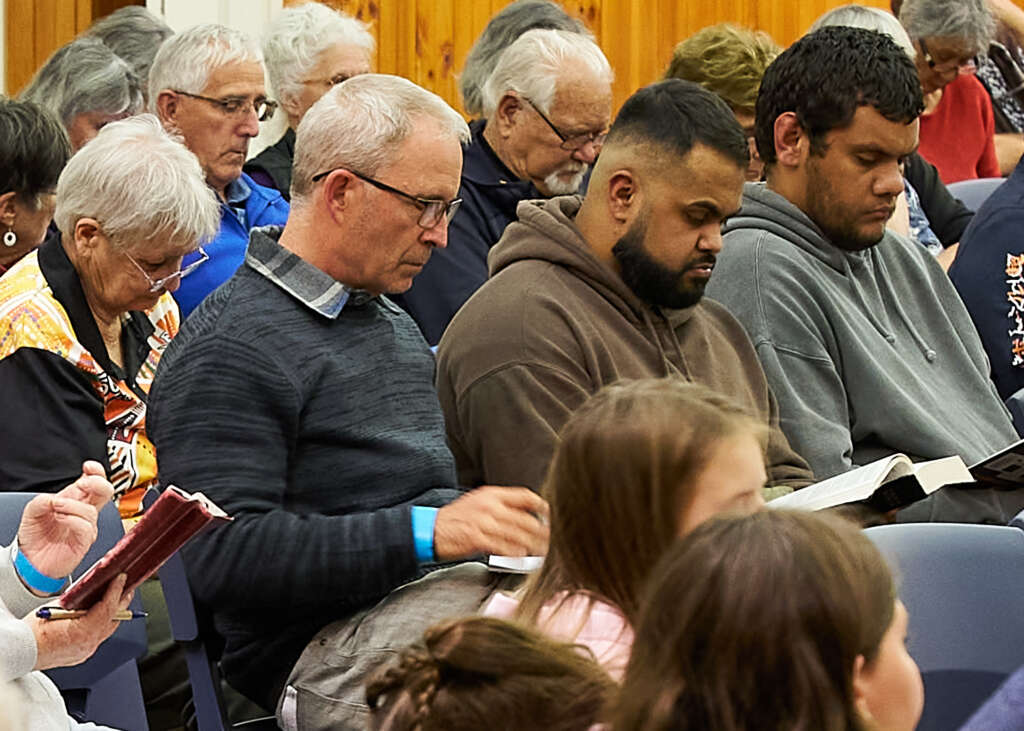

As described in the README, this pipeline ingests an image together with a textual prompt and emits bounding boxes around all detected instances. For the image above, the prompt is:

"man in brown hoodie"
[436,79,814,493]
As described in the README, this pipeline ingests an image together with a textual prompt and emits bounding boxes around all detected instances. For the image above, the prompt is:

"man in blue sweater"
[150,24,290,317]
[147,75,548,722]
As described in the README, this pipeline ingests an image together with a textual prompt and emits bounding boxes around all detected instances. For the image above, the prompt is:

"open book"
[770,437,1024,512]
[59,486,231,610]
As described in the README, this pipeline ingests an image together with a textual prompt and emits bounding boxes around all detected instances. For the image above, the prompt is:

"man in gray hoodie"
[706,26,1019,483]
[437,79,814,494]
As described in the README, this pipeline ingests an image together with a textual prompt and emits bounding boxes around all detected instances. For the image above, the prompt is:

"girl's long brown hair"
[515,378,767,628]
[614,510,896,731]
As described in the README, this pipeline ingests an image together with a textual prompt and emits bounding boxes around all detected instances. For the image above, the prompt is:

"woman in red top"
[899,0,1000,183]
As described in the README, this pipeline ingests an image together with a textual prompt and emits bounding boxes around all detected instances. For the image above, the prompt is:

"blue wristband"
[411,506,438,564]
[13,543,67,595]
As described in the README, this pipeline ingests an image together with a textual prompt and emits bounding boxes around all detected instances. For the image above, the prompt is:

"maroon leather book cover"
[59,486,231,610]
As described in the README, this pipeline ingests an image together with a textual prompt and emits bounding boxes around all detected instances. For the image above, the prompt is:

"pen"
[35,607,148,621]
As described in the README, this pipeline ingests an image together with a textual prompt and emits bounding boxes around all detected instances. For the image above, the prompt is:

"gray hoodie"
[707,183,1017,480]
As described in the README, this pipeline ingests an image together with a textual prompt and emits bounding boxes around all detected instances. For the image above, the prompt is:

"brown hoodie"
[435,195,813,491]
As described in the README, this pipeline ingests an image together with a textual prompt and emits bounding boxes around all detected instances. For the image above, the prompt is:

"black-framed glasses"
[173,90,278,121]
[523,97,607,152]
[123,247,209,293]
[918,38,977,75]
[311,168,462,229]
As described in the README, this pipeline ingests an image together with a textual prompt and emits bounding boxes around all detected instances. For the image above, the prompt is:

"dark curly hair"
[755,26,923,167]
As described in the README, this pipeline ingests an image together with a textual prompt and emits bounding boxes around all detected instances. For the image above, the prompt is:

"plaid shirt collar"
[245,225,372,319]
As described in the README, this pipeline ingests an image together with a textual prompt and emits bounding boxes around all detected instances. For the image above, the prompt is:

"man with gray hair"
[148,74,549,722]
[245,1,375,199]
[150,23,290,316]
[395,27,613,344]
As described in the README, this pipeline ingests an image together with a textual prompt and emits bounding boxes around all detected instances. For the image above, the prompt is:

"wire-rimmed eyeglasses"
[173,90,278,122]
[522,97,607,152]
[123,247,209,293]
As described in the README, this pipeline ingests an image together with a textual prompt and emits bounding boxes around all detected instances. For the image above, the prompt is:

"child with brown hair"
[483,378,769,679]
[365,615,615,731]
[615,509,924,731]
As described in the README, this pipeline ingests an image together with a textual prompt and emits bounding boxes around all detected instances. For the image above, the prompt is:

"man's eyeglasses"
[918,38,977,76]
[311,168,462,229]
[124,247,209,293]
[173,90,278,121]
[523,97,607,152]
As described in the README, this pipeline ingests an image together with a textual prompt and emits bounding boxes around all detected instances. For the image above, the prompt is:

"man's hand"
[18,461,114,579]
[433,486,550,560]
[27,573,132,671]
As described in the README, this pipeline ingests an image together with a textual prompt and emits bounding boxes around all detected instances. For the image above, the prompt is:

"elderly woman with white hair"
[19,37,143,152]
[245,1,374,199]
[0,115,219,518]
[899,0,999,182]
[83,6,174,101]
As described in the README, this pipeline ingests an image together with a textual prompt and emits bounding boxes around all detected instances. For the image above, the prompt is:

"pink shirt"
[482,591,634,681]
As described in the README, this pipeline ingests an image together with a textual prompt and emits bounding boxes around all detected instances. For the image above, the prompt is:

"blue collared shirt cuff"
[411,506,438,564]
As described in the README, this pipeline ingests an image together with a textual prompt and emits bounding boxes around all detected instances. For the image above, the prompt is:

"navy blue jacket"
[393,119,541,345]
[949,161,1020,400]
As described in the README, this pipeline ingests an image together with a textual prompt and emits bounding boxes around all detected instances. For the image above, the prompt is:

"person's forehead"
[827,105,919,155]
[667,144,745,213]
[548,67,612,131]
[311,43,373,75]
[381,123,463,198]
[202,59,267,96]
[922,35,977,59]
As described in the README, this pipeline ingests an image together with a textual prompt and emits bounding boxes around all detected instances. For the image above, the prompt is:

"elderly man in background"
[436,79,813,494]
[150,24,290,317]
[245,1,374,199]
[2,463,134,731]
[458,0,590,118]
[18,37,143,152]
[394,28,613,344]
[148,75,548,726]
[83,6,174,102]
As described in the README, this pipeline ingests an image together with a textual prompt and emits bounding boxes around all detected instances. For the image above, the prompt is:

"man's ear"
[321,169,357,223]
[0,192,17,227]
[492,93,525,138]
[773,112,808,168]
[279,92,301,121]
[155,90,179,126]
[606,169,639,225]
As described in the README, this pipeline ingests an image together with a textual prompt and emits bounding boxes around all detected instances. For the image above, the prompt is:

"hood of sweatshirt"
[723,183,937,361]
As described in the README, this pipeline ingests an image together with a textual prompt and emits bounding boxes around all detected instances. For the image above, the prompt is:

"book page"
[488,555,543,574]
[912,455,972,493]
[769,455,907,511]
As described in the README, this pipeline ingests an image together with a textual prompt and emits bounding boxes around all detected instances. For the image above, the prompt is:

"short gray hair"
[291,74,470,201]
[899,0,994,56]
[263,2,375,108]
[84,7,174,92]
[480,28,612,118]
[18,37,143,128]
[811,5,916,58]
[55,114,220,250]
[148,24,264,112]
[460,0,590,117]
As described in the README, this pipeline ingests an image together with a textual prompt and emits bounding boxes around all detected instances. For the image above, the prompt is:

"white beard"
[542,163,588,195]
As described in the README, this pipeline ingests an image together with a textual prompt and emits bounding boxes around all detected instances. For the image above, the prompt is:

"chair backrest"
[865,523,1024,731]
[0,492,148,730]
[947,177,1006,212]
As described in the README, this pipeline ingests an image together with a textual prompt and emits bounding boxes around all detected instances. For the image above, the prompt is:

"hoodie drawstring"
[874,252,937,362]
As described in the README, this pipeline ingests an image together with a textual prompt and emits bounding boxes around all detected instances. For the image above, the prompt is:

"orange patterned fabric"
[0,250,178,517]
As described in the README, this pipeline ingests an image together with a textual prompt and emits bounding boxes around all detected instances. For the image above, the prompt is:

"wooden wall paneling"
[6,0,37,95]
[415,0,457,105]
